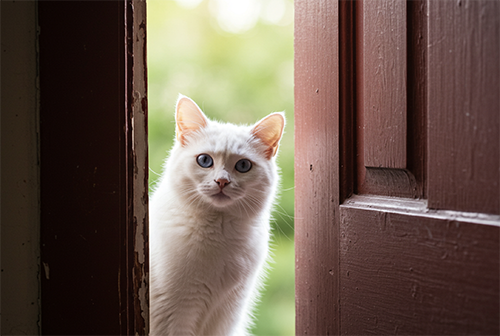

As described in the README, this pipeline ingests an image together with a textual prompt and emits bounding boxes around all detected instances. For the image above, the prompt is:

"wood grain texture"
[427,0,500,214]
[295,0,339,334]
[340,196,500,335]
[362,0,407,169]
[355,1,427,199]
[127,0,149,334]
[360,168,419,198]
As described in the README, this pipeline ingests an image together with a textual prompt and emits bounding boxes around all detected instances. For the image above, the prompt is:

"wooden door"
[295,1,499,334]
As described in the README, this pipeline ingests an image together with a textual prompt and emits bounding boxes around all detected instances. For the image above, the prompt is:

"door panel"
[340,196,499,335]
[361,0,407,169]
[355,0,427,199]
[427,0,500,214]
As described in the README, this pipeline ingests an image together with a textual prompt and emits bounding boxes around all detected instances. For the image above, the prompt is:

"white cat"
[149,95,285,336]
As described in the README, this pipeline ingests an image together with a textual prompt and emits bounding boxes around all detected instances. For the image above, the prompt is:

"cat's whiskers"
[239,199,260,218]
[273,203,295,224]
[178,186,206,211]
[270,213,294,242]
[237,193,264,217]
[245,190,267,206]
[235,198,252,219]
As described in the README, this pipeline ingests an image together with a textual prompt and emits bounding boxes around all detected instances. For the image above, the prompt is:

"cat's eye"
[235,159,252,173]
[197,154,213,168]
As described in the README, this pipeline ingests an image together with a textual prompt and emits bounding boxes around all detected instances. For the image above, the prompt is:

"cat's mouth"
[210,191,232,205]
[211,191,230,199]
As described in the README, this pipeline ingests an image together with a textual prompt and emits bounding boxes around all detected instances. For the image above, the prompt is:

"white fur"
[150,98,284,336]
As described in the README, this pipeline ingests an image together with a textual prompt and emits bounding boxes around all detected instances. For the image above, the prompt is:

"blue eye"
[235,159,252,173]
[197,154,213,168]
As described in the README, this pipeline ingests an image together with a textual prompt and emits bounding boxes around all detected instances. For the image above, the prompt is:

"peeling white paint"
[130,1,149,334]
[43,262,50,280]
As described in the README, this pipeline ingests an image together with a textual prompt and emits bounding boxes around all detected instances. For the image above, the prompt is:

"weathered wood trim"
[125,0,149,334]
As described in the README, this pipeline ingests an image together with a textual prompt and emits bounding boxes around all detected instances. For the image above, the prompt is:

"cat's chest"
[179,216,266,279]
[186,216,258,255]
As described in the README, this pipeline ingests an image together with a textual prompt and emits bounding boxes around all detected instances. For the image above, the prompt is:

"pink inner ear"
[252,113,285,159]
[175,96,208,145]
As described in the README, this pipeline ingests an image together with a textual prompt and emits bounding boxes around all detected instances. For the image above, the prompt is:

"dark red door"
[295,1,499,334]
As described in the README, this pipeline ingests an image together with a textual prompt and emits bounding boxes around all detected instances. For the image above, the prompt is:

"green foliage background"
[147,1,294,335]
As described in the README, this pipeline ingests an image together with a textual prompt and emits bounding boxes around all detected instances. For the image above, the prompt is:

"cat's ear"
[175,95,208,146]
[251,112,285,159]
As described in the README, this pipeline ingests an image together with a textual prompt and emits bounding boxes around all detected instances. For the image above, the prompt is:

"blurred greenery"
[147,0,294,335]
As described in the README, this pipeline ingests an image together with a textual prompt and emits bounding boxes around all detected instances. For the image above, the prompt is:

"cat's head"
[167,94,285,215]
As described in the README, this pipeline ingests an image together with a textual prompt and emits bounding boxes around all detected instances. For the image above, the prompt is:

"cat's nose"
[215,178,230,189]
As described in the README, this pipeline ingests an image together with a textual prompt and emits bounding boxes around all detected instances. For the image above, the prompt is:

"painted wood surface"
[427,0,500,214]
[295,0,500,334]
[340,196,499,335]
[355,1,427,199]
[127,1,150,333]
[39,1,148,334]
[361,0,407,169]
[295,0,340,335]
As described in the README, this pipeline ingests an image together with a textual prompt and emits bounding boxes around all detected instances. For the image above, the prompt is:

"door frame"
[38,1,148,334]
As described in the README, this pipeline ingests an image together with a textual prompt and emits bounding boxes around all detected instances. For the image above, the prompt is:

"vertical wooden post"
[39,1,148,334]
[295,1,340,335]
[126,0,149,334]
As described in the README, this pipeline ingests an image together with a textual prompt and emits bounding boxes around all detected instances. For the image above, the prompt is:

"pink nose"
[215,178,230,189]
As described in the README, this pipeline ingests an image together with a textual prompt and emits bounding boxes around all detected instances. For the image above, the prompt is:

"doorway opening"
[147,0,295,334]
